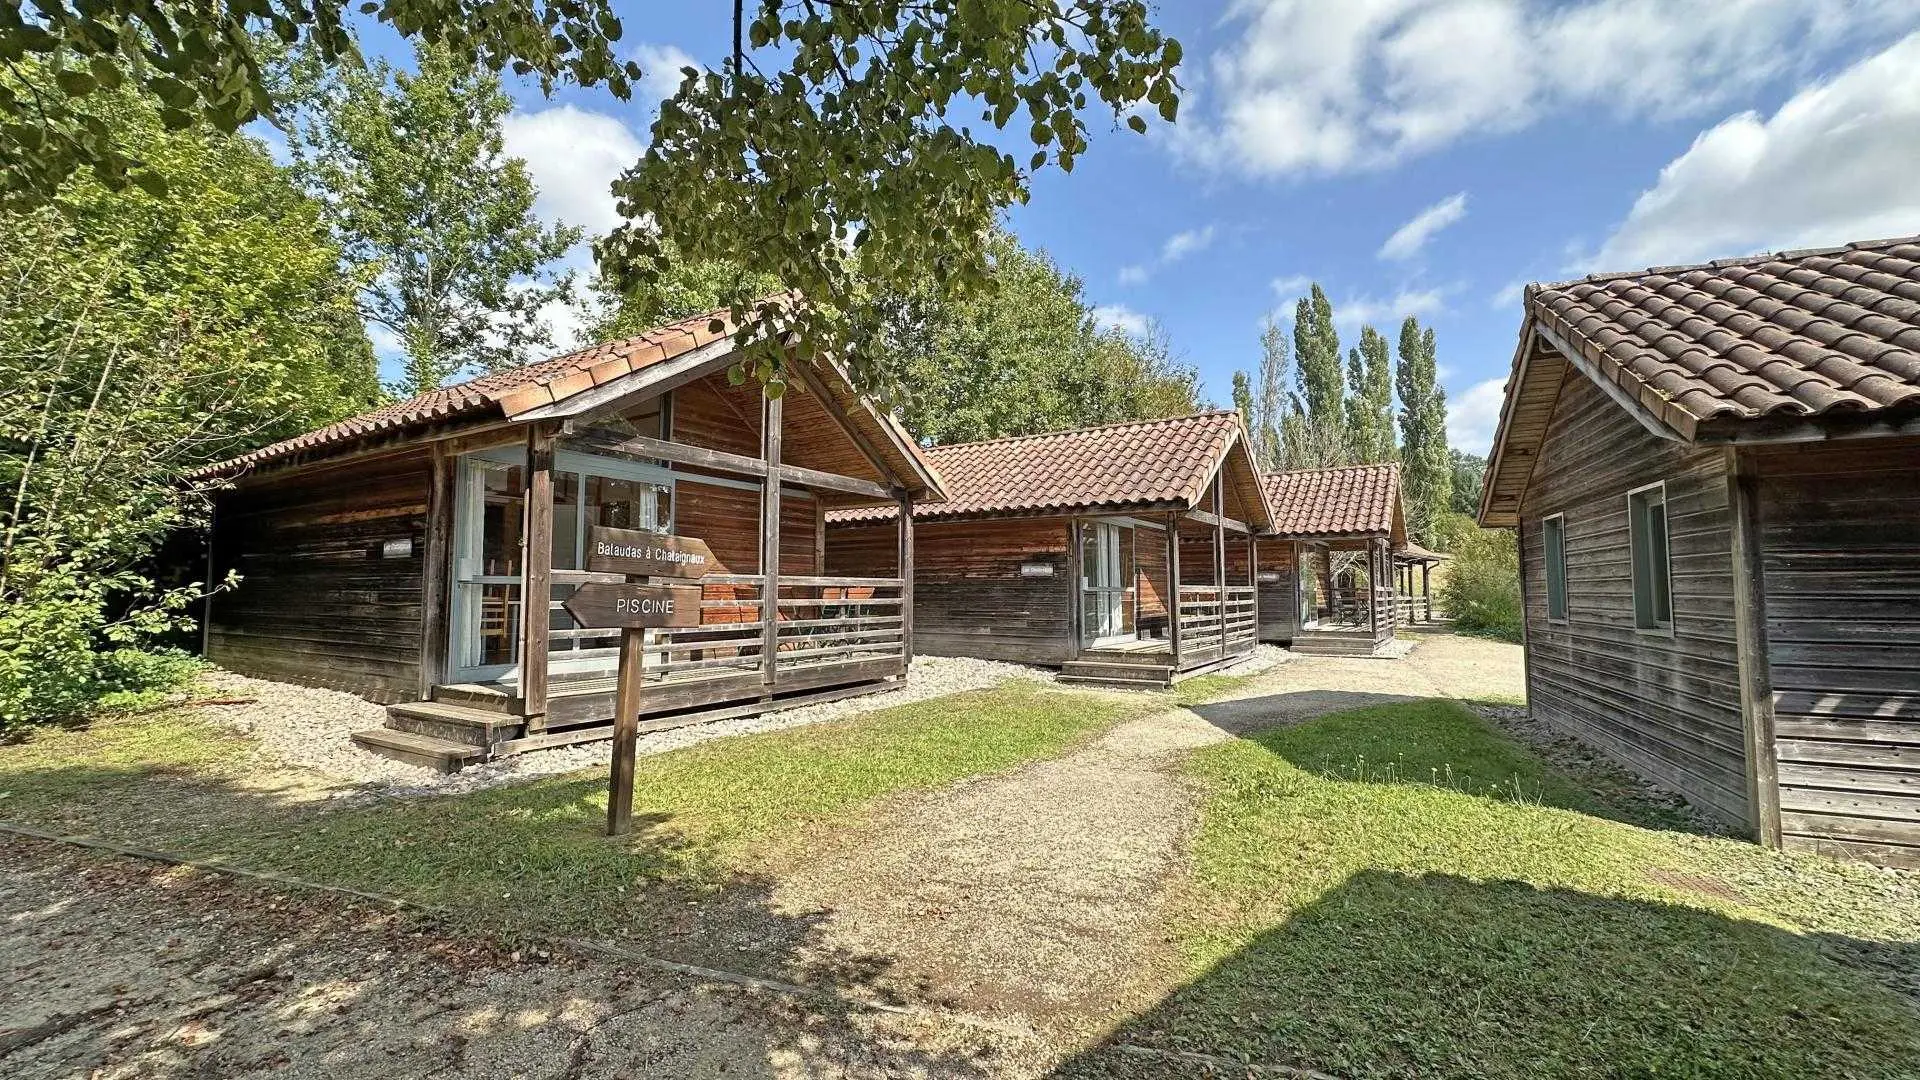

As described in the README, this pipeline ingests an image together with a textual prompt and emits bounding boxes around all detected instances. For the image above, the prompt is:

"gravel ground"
[195,657,1052,801]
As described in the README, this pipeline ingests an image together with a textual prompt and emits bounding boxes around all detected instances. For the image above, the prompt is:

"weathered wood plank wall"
[829,516,1073,664]
[1256,541,1298,643]
[1520,372,1750,828]
[1748,438,1920,866]
[207,450,431,703]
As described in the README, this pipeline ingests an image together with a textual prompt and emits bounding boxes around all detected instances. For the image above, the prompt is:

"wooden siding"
[1256,541,1298,643]
[1137,524,1169,623]
[1519,372,1749,828]
[208,450,431,703]
[671,371,762,456]
[1748,438,1920,866]
[831,517,1072,664]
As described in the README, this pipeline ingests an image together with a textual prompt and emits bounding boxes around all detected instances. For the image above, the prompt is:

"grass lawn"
[2,681,1140,942]
[1079,700,1920,1079]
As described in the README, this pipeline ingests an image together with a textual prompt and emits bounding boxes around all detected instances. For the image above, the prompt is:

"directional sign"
[563,582,703,629]
[585,526,715,580]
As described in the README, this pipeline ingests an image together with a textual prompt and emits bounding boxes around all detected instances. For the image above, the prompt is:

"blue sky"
[390,1,1920,454]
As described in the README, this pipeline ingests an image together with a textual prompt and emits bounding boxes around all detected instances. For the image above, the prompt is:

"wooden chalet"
[1255,463,1414,656]
[196,307,945,772]
[1480,236,1920,866]
[823,412,1274,689]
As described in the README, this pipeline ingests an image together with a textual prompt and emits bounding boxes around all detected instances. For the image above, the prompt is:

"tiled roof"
[1527,236,1920,438]
[1262,463,1401,537]
[828,411,1251,523]
[195,306,743,478]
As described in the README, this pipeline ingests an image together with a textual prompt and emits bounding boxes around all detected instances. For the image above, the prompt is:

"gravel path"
[194,656,1051,800]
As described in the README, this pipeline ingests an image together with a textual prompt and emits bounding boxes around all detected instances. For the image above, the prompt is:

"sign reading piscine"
[585,526,714,580]
[562,582,703,630]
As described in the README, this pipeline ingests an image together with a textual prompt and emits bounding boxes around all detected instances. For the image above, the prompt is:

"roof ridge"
[1263,461,1399,478]
[1526,234,1920,296]
[923,409,1240,453]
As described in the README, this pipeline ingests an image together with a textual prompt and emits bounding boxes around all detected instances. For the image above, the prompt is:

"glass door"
[447,446,676,686]
[1079,522,1134,647]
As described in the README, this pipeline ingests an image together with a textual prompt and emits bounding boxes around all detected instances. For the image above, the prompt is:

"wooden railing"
[545,572,904,683]
[1176,585,1259,657]
[1395,594,1434,623]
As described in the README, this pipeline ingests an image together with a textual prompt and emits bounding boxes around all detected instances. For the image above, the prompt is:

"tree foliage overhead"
[0,0,639,204]
[1397,317,1452,543]
[282,43,581,396]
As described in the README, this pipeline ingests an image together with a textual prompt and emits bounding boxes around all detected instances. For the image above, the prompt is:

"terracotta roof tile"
[1262,463,1401,536]
[828,411,1248,523]
[1527,236,1920,435]
[196,306,745,478]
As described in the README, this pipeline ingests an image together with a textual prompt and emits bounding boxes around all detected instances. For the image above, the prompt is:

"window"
[1543,514,1568,622]
[1628,483,1672,631]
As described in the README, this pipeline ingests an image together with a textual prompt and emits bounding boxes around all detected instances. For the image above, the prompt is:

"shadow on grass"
[1051,869,1920,1079]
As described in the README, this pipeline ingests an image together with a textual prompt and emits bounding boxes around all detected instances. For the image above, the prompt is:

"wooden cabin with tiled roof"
[823,412,1274,688]
[1254,463,1415,656]
[1479,235,1920,867]
[196,306,944,771]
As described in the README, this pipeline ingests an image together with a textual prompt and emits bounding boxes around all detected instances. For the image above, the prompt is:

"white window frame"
[1542,512,1568,624]
[1627,480,1674,636]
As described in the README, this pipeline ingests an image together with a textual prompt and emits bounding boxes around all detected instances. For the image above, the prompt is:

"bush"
[1436,514,1522,642]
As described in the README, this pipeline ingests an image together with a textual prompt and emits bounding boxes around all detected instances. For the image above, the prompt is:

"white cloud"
[1490,279,1528,309]
[1092,304,1152,336]
[1162,225,1218,262]
[1118,264,1150,286]
[1269,273,1313,300]
[633,42,704,105]
[1379,192,1468,260]
[501,105,647,238]
[1182,0,1917,178]
[1447,375,1509,454]
[1332,287,1449,331]
[1589,31,1920,271]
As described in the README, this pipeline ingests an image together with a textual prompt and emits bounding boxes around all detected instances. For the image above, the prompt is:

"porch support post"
[1422,562,1432,622]
[418,441,455,698]
[1067,518,1084,660]
[1247,533,1260,653]
[897,489,914,672]
[1165,513,1182,668]
[520,424,554,731]
[761,390,783,687]
[1212,473,1228,651]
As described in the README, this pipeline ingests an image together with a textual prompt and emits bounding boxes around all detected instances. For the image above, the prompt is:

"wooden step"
[385,701,523,748]
[350,728,486,773]
[1075,649,1175,667]
[430,683,522,714]
[1059,660,1175,689]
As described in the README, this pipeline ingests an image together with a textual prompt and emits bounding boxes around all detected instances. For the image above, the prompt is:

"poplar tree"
[1397,316,1454,543]
[1254,318,1289,469]
[1344,325,1396,464]
[1291,284,1347,467]
[1232,371,1255,430]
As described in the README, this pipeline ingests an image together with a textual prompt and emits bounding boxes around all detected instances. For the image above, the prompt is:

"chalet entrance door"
[1079,521,1134,647]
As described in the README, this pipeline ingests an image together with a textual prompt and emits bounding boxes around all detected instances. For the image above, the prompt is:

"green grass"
[200,681,1132,937]
[0,709,259,816]
[1121,700,1920,1079]
[1166,671,1260,708]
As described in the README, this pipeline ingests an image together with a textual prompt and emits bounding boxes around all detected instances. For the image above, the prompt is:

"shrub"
[1436,514,1522,642]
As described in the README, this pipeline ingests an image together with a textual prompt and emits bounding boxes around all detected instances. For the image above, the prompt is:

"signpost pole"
[606,624,645,836]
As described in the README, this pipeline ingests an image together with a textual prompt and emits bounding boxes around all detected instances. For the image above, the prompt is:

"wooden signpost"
[570,526,712,836]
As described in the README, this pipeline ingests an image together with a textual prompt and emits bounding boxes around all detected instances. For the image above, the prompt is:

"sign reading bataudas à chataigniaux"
[585,525,715,580]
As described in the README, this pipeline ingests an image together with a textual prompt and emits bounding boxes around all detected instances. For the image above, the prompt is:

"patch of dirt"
[0,835,1032,1080]
[768,707,1231,1028]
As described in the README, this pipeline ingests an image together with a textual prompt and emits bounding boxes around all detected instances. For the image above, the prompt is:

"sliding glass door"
[1079,521,1136,647]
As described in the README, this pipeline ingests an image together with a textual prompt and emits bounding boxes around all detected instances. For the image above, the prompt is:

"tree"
[1396,317,1453,543]
[2,1,1184,393]
[1289,284,1347,468]
[1253,318,1289,469]
[284,44,580,395]
[0,83,378,727]
[1232,371,1254,428]
[1344,325,1395,464]
[1449,450,1489,517]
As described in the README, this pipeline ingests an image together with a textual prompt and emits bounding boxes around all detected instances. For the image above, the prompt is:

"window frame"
[1541,512,1568,624]
[1626,480,1674,636]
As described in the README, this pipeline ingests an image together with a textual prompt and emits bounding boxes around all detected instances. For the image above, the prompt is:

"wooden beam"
[1067,518,1084,660]
[897,489,915,672]
[418,441,455,698]
[814,499,827,574]
[521,424,555,731]
[1531,323,1686,445]
[1166,513,1182,668]
[521,334,748,425]
[785,355,905,489]
[1727,448,1783,848]
[1181,508,1252,534]
[564,429,893,500]
[1213,472,1228,649]
[761,391,783,686]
